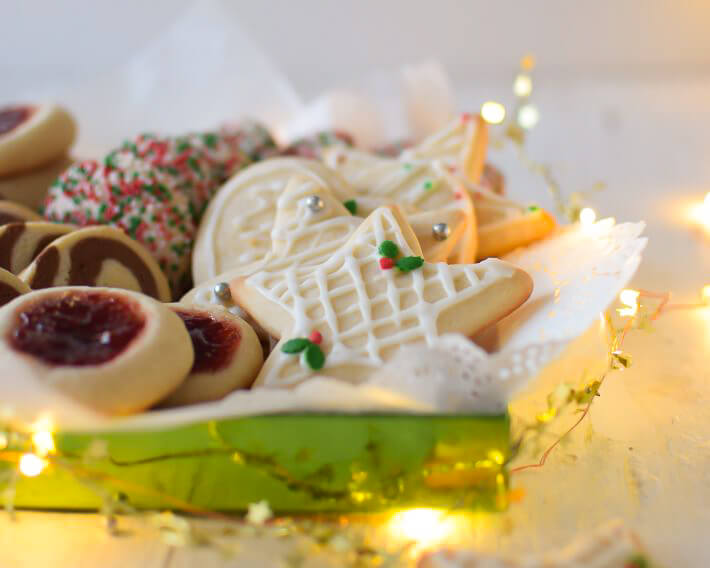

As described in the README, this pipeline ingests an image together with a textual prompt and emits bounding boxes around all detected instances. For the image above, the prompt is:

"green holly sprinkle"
[527,205,540,212]
[396,256,424,272]
[378,240,399,259]
[403,163,413,171]
[281,338,311,354]
[423,180,435,191]
[343,199,358,215]
[304,343,325,370]
[202,133,218,148]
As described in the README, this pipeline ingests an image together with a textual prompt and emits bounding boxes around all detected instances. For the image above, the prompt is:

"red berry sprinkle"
[309,330,322,345]
[460,112,472,122]
[379,257,395,270]
[454,191,463,200]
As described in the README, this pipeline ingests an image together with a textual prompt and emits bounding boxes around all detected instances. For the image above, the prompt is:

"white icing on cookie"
[192,158,353,284]
[235,206,532,388]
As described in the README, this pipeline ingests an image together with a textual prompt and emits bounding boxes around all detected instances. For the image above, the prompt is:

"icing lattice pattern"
[247,207,515,387]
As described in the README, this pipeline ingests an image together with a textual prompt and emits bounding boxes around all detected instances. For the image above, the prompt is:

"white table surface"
[0,75,709,567]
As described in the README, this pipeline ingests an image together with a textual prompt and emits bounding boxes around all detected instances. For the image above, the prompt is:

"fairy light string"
[510,286,710,475]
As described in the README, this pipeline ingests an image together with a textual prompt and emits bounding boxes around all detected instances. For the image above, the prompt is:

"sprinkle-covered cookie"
[42,158,195,293]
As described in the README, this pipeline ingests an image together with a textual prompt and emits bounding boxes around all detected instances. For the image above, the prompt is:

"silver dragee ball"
[432,222,450,241]
[213,282,232,301]
[305,195,325,213]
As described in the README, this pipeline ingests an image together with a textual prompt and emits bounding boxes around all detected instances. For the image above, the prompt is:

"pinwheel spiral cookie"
[20,226,172,302]
[231,205,532,388]
[0,287,192,414]
[0,221,75,274]
[0,103,76,177]
[193,158,354,284]
[0,268,31,307]
[159,304,263,407]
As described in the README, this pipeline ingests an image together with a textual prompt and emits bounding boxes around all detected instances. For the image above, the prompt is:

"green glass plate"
[9,413,510,513]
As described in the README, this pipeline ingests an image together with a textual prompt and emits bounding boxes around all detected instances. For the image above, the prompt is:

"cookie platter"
[0,103,644,513]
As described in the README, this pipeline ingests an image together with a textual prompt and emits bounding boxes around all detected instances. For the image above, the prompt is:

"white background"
[2,0,710,98]
[1,2,710,567]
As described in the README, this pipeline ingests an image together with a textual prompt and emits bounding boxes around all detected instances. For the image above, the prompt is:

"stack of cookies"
[0,104,557,415]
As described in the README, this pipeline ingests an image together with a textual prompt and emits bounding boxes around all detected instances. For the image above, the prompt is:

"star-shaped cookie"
[231,205,532,388]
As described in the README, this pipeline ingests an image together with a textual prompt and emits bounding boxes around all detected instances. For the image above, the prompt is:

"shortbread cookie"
[20,226,172,302]
[0,268,31,307]
[0,155,74,209]
[0,104,76,177]
[472,187,556,259]
[42,158,195,292]
[0,200,42,225]
[232,205,532,388]
[158,304,263,406]
[193,158,354,284]
[0,222,74,274]
[0,287,192,414]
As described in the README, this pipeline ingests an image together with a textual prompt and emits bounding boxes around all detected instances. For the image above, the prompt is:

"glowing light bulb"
[619,289,640,317]
[517,104,540,129]
[19,453,47,477]
[481,101,506,125]
[520,54,536,71]
[702,193,710,225]
[513,74,533,97]
[387,508,462,552]
[31,430,55,457]
[0,432,7,450]
[579,207,597,226]
[702,284,710,304]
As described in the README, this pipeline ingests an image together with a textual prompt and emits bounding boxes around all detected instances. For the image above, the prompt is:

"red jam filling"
[0,106,33,136]
[174,310,240,374]
[9,291,145,366]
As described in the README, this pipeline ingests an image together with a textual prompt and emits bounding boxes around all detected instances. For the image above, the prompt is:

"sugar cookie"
[158,304,263,406]
[0,287,192,414]
[232,205,532,388]
[193,158,353,284]
[400,113,488,184]
[472,187,556,259]
[20,226,171,302]
[184,177,362,344]
[0,267,31,307]
[0,104,76,177]
[0,200,42,225]
[0,221,75,274]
